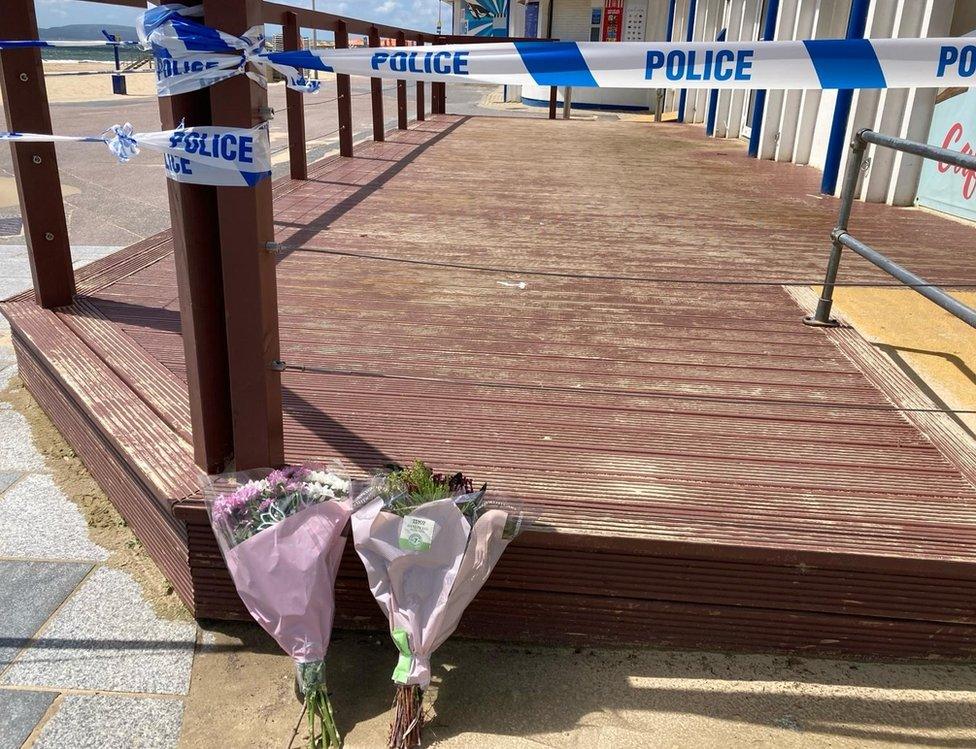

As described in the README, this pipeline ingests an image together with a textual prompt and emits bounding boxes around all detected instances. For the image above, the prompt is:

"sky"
[35,0,453,35]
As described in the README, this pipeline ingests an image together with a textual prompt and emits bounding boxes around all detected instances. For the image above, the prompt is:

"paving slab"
[0,473,108,561]
[0,560,92,667]
[0,688,57,749]
[0,470,20,496]
[2,566,195,695]
[32,693,183,749]
[0,407,44,472]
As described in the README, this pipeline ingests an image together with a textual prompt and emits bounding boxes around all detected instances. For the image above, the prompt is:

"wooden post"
[334,20,353,157]
[396,31,408,130]
[0,0,74,308]
[283,11,307,180]
[548,86,558,120]
[203,0,284,470]
[369,27,385,141]
[415,34,426,122]
[156,16,233,472]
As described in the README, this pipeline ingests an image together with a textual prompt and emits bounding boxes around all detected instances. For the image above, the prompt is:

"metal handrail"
[804,128,976,329]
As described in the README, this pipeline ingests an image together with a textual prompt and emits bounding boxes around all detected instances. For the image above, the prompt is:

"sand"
[827,288,976,434]
[0,62,159,106]
[180,625,976,748]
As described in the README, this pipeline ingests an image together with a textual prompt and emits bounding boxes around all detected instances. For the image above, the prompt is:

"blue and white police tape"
[137,4,976,93]
[138,3,319,97]
[267,37,976,90]
[0,122,271,188]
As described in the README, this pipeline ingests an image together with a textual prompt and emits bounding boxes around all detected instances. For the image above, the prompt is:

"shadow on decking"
[274,116,469,255]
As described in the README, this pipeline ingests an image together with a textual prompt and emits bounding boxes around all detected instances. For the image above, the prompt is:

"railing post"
[369,27,385,141]
[396,31,408,130]
[334,20,353,157]
[416,34,426,121]
[283,11,307,180]
[432,39,446,115]
[156,11,233,472]
[804,130,868,328]
[202,0,284,470]
[548,86,558,120]
[0,0,74,308]
[562,86,572,119]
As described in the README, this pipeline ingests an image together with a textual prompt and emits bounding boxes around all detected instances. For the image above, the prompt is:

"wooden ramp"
[5,114,976,658]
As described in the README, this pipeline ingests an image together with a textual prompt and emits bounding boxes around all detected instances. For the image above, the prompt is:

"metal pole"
[836,233,976,328]
[804,132,867,327]
[562,86,572,119]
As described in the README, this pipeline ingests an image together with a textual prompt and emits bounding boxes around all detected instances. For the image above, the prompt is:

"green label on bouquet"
[399,516,436,552]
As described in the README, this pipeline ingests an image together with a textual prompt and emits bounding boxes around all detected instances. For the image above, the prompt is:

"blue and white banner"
[268,38,976,91]
[0,122,271,187]
[138,3,319,97]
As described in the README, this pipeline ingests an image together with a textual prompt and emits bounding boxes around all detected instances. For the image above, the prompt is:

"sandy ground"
[829,288,976,434]
[0,63,159,105]
[181,624,976,748]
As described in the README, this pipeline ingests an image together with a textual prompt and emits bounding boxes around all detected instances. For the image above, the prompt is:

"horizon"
[36,0,453,36]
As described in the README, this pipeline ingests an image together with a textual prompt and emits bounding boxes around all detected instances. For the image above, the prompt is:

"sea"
[41,47,147,65]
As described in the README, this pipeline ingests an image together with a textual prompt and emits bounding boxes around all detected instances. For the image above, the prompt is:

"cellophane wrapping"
[205,464,353,747]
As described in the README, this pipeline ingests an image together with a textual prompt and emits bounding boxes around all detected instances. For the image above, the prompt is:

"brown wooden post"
[334,20,353,157]
[283,11,307,180]
[156,18,233,472]
[548,86,558,119]
[415,34,426,122]
[0,0,74,308]
[368,27,385,141]
[203,0,284,470]
[396,31,408,130]
[432,38,447,115]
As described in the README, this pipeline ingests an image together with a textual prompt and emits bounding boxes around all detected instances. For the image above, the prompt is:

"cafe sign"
[917,88,976,222]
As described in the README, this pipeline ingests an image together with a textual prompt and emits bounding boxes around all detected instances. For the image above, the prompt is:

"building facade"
[445,0,976,209]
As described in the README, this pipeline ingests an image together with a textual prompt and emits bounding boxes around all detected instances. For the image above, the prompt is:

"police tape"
[269,38,976,91]
[141,4,976,96]
[7,4,976,95]
[0,122,271,188]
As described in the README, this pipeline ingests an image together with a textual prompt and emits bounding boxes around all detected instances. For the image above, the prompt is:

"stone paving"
[0,245,195,749]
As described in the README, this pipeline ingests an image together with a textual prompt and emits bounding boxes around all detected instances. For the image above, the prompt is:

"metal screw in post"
[44,232,54,241]
[32,155,42,165]
[264,241,281,254]
[270,359,287,372]
[19,73,28,82]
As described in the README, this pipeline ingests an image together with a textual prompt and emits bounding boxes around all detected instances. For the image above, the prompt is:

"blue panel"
[514,42,598,87]
[803,39,887,90]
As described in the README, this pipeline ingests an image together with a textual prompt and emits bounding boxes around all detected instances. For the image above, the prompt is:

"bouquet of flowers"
[351,462,524,748]
[207,464,354,748]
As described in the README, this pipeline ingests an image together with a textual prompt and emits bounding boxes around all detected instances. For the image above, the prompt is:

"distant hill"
[39,24,138,42]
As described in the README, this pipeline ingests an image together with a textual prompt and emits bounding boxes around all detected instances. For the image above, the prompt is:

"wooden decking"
[4,114,976,657]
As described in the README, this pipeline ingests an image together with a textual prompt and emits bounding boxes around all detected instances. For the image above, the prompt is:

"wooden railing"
[1,0,547,475]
